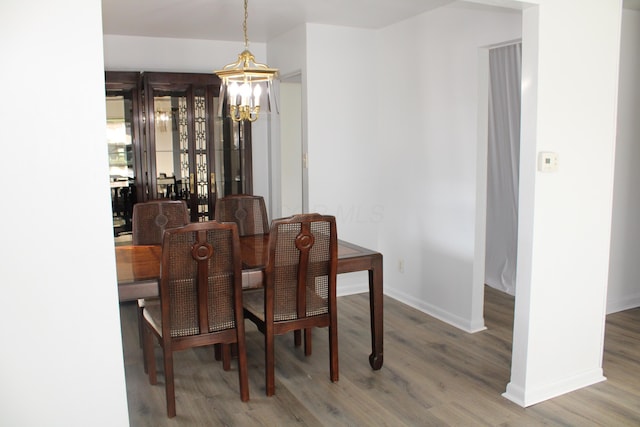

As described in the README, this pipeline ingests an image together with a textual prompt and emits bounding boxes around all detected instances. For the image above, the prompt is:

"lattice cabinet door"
[142,72,253,222]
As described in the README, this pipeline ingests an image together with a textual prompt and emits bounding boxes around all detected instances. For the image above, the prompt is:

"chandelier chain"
[243,0,249,48]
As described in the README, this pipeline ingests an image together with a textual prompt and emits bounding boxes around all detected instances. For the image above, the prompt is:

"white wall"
[266,25,307,220]
[266,24,307,77]
[304,25,382,248]
[280,81,304,216]
[0,0,129,425]
[607,8,640,314]
[377,5,521,331]
[268,0,624,408]
[305,24,382,295]
[103,35,253,73]
[268,24,382,295]
[103,35,272,206]
[505,0,622,406]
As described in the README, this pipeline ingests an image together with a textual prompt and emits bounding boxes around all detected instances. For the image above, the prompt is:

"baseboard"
[606,293,640,315]
[503,369,606,407]
[337,283,368,297]
[336,279,487,333]
[337,271,369,297]
[385,287,486,333]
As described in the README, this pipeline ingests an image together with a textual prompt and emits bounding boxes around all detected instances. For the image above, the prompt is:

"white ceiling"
[102,0,637,44]
[101,0,460,42]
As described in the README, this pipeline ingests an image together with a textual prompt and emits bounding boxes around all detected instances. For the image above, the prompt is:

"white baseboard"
[384,287,486,333]
[503,369,606,407]
[337,283,368,297]
[337,271,369,297]
[606,292,640,314]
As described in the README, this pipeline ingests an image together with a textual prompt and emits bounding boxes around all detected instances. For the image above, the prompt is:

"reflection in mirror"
[106,94,136,239]
[215,97,248,197]
[154,96,183,199]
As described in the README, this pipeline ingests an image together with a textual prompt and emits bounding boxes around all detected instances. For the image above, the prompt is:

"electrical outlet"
[398,259,405,273]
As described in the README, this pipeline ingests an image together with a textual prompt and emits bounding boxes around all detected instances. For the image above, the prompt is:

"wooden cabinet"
[105,71,253,230]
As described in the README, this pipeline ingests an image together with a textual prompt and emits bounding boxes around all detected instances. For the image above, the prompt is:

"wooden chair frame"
[132,199,190,245]
[142,221,249,417]
[243,213,339,396]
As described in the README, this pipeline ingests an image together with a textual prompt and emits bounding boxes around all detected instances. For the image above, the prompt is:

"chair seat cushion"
[143,304,163,337]
[138,297,159,309]
[144,304,203,338]
[243,288,328,322]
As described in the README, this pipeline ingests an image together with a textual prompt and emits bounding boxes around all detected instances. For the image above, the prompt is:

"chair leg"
[294,328,313,355]
[163,350,176,418]
[137,303,144,348]
[221,344,231,371]
[236,339,250,402]
[139,304,148,375]
[329,323,339,383]
[304,328,312,356]
[265,331,275,396]
[235,304,250,401]
[142,322,156,383]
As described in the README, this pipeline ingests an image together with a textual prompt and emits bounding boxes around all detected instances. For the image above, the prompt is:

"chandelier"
[215,0,278,123]
[155,110,171,132]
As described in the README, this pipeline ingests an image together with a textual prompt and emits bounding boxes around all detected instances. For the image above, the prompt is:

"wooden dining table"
[115,235,384,370]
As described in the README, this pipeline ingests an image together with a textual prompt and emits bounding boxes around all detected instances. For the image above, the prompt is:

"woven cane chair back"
[214,194,269,236]
[132,200,189,245]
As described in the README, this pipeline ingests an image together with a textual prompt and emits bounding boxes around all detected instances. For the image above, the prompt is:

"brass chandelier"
[215,0,278,122]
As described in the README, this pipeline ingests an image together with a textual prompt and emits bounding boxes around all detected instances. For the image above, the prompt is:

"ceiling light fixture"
[215,0,278,123]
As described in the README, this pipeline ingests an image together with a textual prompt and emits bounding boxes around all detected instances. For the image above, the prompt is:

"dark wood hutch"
[106,71,253,235]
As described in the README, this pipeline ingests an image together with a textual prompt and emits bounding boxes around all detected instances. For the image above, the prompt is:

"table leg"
[368,254,383,370]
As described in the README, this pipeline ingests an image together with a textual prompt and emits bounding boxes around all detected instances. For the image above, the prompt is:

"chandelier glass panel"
[215,0,278,122]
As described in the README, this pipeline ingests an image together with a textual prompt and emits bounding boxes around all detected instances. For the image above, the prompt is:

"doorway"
[279,73,306,216]
[484,41,522,296]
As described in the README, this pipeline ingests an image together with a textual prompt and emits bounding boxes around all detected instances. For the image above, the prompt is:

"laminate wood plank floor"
[120,287,640,426]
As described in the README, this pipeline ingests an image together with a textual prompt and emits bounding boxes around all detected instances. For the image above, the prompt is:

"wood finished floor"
[120,287,640,426]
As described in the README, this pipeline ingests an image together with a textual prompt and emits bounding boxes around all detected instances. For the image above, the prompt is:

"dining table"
[115,235,384,370]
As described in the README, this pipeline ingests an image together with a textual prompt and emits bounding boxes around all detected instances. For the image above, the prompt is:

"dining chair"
[132,199,190,245]
[132,199,190,350]
[243,213,339,396]
[142,221,250,417]
[214,194,269,236]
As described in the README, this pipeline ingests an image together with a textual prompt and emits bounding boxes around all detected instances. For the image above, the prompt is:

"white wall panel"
[0,1,129,425]
[607,9,640,314]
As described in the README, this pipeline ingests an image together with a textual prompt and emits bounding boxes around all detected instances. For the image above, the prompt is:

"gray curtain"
[485,42,521,296]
